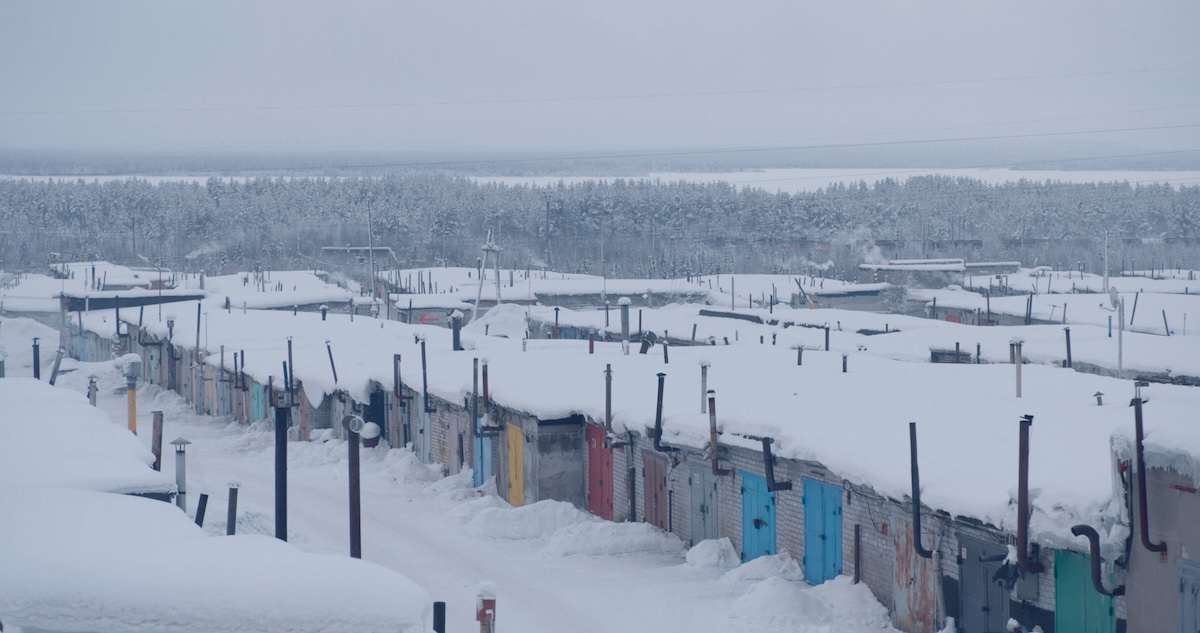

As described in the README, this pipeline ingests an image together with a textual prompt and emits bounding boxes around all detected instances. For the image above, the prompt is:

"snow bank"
[465,499,595,539]
[0,377,174,495]
[723,577,831,631]
[537,521,685,558]
[0,487,431,633]
[686,537,742,568]
[722,551,805,584]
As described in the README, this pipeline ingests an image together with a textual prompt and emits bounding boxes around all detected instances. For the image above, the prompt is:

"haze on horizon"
[2,0,1199,162]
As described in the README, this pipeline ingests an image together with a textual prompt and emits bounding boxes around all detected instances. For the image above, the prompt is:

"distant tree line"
[0,174,1197,281]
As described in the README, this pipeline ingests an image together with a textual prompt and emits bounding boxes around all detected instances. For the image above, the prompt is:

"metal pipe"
[472,357,479,430]
[854,524,862,583]
[48,345,65,385]
[393,353,401,397]
[1133,397,1167,553]
[287,336,295,403]
[1016,414,1044,573]
[227,483,239,535]
[326,340,338,384]
[347,418,361,559]
[604,364,612,432]
[824,326,830,351]
[421,338,433,413]
[273,376,288,542]
[708,390,729,476]
[452,313,463,350]
[483,360,490,410]
[1069,525,1126,596]
[1014,341,1023,398]
[32,337,40,379]
[909,422,934,558]
[151,411,163,471]
[761,437,791,491]
[700,362,709,413]
[173,438,190,512]
[433,602,446,633]
[195,493,209,527]
[1064,327,1073,368]
[620,299,630,342]
[662,340,669,364]
[652,373,675,452]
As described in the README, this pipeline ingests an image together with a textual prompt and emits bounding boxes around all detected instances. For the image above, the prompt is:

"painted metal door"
[643,453,669,530]
[472,416,492,487]
[958,534,1009,633]
[417,398,432,464]
[689,464,718,546]
[1182,559,1200,633]
[251,383,264,421]
[892,512,940,633]
[587,424,613,520]
[741,471,776,562]
[446,415,462,475]
[803,479,843,584]
[167,347,177,392]
[506,422,524,507]
[1054,550,1114,633]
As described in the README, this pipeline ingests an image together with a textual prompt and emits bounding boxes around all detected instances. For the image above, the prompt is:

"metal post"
[433,602,446,633]
[273,378,288,541]
[151,411,163,471]
[346,416,361,559]
[1014,341,1024,398]
[1118,299,1125,379]
[32,337,40,379]
[227,482,239,535]
[604,364,613,431]
[195,493,209,527]
[824,326,830,351]
[1064,327,1073,368]
[172,437,191,512]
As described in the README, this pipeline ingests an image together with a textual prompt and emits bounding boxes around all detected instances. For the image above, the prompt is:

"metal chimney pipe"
[1070,525,1126,596]
[483,360,491,411]
[1014,340,1024,398]
[452,313,463,351]
[1016,414,1043,573]
[700,362,709,413]
[1064,327,1073,368]
[909,423,934,558]
[32,337,40,379]
[708,390,729,476]
[272,376,288,542]
[345,416,362,559]
[619,298,631,343]
[420,337,432,413]
[1133,397,1167,553]
[652,373,674,452]
[286,336,295,403]
[226,482,239,535]
[604,364,612,431]
[326,340,338,384]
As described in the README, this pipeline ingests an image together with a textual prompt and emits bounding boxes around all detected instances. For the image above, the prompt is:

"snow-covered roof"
[0,487,431,633]
[0,377,175,496]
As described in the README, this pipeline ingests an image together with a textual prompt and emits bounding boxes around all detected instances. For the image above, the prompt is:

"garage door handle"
[753,518,767,529]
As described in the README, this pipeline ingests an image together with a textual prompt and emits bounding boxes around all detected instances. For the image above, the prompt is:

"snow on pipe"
[1133,397,1167,553]
[1069,525,1126,596]
[909,423,934,559]
[1016,414,1044,573]
[708,390,730,476]
[652,373,676,453]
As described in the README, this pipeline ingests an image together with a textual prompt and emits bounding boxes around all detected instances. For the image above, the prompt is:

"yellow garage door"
[507,423,524,507]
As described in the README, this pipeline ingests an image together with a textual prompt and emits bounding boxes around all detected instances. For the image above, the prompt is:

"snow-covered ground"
[23,354,908,633]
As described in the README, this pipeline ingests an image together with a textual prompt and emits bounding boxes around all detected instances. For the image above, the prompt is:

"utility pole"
[543,191,551,269]
[366,197,376,308]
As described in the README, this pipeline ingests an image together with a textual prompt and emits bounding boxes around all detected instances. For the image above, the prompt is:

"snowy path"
[56,362,900,633]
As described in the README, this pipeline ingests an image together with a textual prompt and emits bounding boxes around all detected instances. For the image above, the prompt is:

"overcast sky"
[1,0,1198,155]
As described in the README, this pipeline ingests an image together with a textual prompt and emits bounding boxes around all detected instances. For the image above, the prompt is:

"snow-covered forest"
[1,174,1197,278]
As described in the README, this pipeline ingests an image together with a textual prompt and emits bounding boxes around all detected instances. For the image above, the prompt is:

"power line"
[3,65,1198,116]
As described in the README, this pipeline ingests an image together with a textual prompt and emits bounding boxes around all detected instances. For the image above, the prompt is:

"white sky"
[1,0,1198,153]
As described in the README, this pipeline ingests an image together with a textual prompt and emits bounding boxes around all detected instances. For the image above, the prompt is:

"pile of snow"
[723,577,831,631]
[0,377,174,495]
[686,537,742,568]
[537,521,685,558]
[722,551,805,584]
[466,499,595,539]
[0,487,431,633]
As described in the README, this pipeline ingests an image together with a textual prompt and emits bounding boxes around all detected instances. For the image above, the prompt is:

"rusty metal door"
[958,533,1009,633]
[587,424,613,520]
[892,512,940,632]
[1181,559,1200,633]
[643,452,669,530]
[689,463,718,545]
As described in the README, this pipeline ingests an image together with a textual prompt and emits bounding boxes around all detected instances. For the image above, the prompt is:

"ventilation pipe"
[909,422,935,558]
[1016,414,1044,573]
[759,437,792,492]
[604,364,613,432]
[452,311,463,351]
[619,297,631,344]
[708,390,730,476]
[287,337,296,402]
[700,361,709,413]
[651,373,676,453]
[325,340,338,385]
[1133,396,1167,553]
[1013,339,1024,398]
[1069,525,1126,596]
[420,336,435,413]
